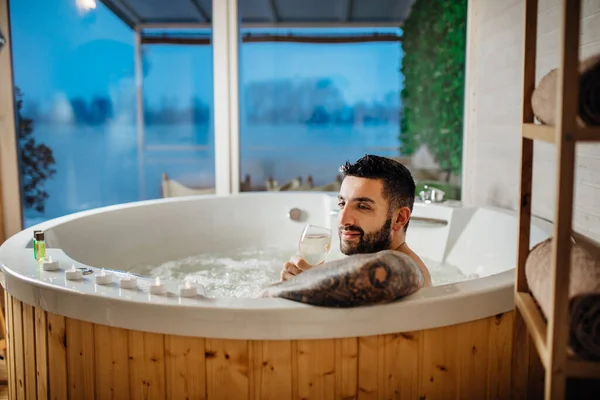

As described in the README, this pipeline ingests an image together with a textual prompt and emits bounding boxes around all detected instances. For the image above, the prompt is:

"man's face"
[337,176,393,255]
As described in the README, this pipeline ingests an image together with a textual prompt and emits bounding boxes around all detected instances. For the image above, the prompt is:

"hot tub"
[0,192,551,399]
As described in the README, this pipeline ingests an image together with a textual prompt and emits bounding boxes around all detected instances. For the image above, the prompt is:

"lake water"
[23,122,401,225]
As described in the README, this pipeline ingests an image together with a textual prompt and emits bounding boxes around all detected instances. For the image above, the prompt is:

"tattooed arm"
[257,250,425,307]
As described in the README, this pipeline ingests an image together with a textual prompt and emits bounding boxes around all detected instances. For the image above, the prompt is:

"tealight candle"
[95,268,113,285]
[150,276,167,295]
[42,256,59,271]
[119,273,137,289]
[65,264,83,280]
[179,279,198,298]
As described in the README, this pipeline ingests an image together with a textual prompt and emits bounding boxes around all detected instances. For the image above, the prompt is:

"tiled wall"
[462,0,600,242]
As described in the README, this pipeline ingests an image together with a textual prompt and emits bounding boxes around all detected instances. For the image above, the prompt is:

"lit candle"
[119,273,137,289]
[179,279,198,298]
[42,256,59,271]
[150,276,167,295]
[65,264,83,280]
[95,268,113,285]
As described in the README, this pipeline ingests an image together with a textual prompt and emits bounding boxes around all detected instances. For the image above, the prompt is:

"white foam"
[129,247,477,298]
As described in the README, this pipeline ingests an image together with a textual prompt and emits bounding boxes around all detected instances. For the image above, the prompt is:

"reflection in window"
[11,0,138,227]
[10,1,215,227]
[238,26,403,192]
[140,39,215,199]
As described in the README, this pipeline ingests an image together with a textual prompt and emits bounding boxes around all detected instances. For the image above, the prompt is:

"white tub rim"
[0,193,553,340]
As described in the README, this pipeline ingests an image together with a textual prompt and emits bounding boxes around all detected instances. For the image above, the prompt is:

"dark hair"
[340,154,416,231]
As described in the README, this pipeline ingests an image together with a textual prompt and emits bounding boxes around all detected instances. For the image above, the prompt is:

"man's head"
[337,154,415,255]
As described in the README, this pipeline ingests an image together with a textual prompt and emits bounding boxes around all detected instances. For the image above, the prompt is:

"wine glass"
[298,224,332,266]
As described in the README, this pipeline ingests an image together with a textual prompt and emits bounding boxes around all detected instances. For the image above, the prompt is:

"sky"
[9,0,403,110]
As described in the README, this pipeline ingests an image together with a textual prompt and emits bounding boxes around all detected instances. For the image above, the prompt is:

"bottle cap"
[33,230,42,238]
[35,231,45,241]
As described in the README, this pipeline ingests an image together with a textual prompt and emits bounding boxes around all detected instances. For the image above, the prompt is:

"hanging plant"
[400,0,468,180]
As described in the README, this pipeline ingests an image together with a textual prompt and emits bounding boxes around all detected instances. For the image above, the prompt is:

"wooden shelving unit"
[515,0,600,399]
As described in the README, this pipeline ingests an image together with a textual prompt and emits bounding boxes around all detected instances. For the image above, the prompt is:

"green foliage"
[400,0,468,179]
[15,87,57,213]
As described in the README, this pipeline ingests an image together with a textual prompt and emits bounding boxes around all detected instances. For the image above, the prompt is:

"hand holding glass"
[298,224,332,266]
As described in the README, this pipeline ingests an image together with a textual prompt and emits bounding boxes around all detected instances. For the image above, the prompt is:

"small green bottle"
[33,230,41,260]
[35,231,46,261]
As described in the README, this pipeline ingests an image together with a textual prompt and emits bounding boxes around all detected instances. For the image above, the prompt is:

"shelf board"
[576,126,600,141]
[522,123,600,143]
[522,123,554,143]
[567,356,600,379]
[514,291,600,378]
[515,292,549,367]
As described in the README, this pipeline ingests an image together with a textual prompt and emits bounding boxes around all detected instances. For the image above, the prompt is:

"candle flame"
[71,264,76,271]
[155,276,161,285]
[99,268,105,276]
[48,256,53,262]
[184,279,191,289]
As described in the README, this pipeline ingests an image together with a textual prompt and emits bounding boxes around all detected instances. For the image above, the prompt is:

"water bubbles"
[128,246,287,298]
[127,248,478,298]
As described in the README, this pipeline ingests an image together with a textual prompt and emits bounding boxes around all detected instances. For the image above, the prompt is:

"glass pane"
[10,0,214,227]
[238,2,403,192]
[237,0,465,199]
[141,38,215,199]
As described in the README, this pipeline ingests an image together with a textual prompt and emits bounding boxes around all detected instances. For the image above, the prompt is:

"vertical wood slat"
[382,332,420,399]
[22,304,36,400]
[5,292,15,400]
[47,312,68,400]
[334,337,358,399]
[11,299,25,399]
[488,312,514,400]
[290,340,298,400]
[357,335,379,399]
[528,334,545,400]
[457,318,490,400]
[516,0,538,294]
[66,319,96,399]
[514,0,540,399]
[297,339,336,400]
[546,0,582,399]
[0,0,24,239]
[164,335,207,400]
[420,325,459,400]
[94,325,130,400]
[128,331,166,399]
[34,307,48,400]
[205,338,249,400]
[250,340,292,400]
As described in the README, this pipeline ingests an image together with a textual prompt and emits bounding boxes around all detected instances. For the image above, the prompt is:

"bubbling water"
[128,246,478,298]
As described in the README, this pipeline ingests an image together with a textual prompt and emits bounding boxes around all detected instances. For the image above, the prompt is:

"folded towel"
[570,293,600,361]
[525,237,600,360]
[531,54,600,126]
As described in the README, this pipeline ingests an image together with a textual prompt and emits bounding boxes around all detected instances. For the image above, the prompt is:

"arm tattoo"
[258,250,425,307]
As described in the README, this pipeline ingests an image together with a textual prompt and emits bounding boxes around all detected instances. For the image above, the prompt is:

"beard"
[338,217,393,255]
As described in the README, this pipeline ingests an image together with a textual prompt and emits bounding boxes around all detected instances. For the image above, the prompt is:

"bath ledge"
[0,193,553,340]
[0,246,515,340]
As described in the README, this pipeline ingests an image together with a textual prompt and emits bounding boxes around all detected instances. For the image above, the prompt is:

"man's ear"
[392,207,411,232]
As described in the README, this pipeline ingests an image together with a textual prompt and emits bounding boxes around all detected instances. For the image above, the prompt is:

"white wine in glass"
[298,224,332,266]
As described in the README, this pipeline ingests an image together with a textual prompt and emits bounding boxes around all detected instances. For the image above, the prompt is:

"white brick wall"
[463,0,600,242]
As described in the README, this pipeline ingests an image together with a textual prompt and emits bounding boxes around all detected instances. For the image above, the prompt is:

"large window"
[237,24,403,192]
[140,36,215,199]
[8,0,466,226]
[10,0,214,227]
